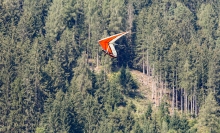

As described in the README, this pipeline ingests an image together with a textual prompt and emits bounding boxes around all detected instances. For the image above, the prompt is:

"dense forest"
[0,0,220,132]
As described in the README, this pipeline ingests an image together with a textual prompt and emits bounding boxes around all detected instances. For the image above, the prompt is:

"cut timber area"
[92,63,171,115]
[129,70,171,114]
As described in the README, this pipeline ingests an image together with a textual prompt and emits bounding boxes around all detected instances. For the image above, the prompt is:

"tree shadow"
[128,90,145,99]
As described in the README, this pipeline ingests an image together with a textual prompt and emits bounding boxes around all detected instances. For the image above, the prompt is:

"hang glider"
[98,32,129,58]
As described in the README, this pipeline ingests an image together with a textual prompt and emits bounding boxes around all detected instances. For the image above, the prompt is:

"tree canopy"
[0,0,220,132]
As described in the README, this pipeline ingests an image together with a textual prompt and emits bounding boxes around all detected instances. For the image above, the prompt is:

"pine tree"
[38,90,83,133]
[207,49,220,94]
[196,92,220,133]
[108,109,135,133]
[178,115,189,133]
[161,120,169,133]
[169,111,181,132]
[134,122,143,133]
[134,7,150,74]
[45,0,68,42]
[84,0,103,66]
[82,95,100,133]
[145,104,152,120]
[197,3,218,49]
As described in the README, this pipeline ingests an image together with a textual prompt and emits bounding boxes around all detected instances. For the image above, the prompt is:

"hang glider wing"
[98,32,128,58]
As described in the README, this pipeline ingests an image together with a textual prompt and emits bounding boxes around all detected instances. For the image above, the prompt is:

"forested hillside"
[0,0,220,132]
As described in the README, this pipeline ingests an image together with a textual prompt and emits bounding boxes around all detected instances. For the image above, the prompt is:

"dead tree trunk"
[194,86,197,116]
[181,88,183,114]
[191,88,193,116]
[175,69,178,109]
[172,72,175,115]
[147,49,149,76]
[184,89,188,114]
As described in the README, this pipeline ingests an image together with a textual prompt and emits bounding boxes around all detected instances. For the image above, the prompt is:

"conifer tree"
[38,90,83,133]
[196,92,220,132]
[197,3,218,49]
[45,0,68,42]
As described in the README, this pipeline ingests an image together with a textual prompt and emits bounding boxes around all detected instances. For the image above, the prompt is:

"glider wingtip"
[124,31,129,35]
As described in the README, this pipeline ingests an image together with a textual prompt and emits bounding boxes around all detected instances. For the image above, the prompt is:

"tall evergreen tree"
[38,90,83,133]
[196,92,220,132]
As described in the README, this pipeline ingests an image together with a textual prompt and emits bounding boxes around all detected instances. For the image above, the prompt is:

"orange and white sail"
[98,32,128,58]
